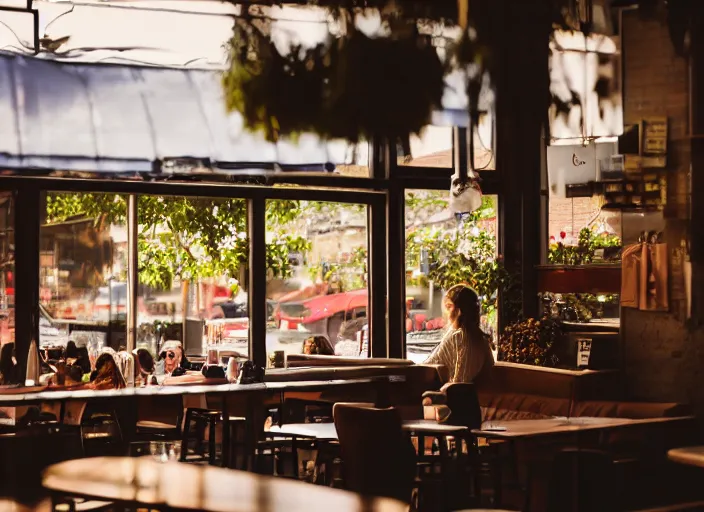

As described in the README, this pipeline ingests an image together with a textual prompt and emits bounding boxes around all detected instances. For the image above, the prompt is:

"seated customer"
[74,346,92,376]
[89,353,126,390]
[302,335,335,356]
[422,285,494,422]
[134,348,155,386]
[156,341,186,376]
[424,284,494,384]
[64,364,84,386]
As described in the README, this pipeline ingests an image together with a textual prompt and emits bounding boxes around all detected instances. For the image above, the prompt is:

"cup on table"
[149,441,181,463]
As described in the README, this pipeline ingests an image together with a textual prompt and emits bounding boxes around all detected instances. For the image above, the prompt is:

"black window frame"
[4,125,503,375]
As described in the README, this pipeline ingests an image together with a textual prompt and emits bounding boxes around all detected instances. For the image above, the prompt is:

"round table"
[43,457,410,512]
[668,446,704,468]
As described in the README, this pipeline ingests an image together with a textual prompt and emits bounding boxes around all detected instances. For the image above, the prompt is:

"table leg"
[221,396,230,468]
[278,391,284,427]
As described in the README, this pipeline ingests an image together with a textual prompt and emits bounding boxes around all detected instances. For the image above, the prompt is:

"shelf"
[537,264,622,294]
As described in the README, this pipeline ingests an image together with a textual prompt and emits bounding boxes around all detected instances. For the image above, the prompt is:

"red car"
[274,289,445,340]
[274,289,368,339]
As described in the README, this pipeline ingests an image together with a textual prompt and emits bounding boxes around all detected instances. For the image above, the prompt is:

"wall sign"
[577,338,592,368]
[547,144,597,198]
[641,117,668,168]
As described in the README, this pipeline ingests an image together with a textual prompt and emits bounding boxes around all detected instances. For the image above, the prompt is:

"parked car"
[273,289,368,343]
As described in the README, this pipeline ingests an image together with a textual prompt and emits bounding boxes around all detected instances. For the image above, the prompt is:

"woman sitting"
[423,284,494,423]
[424,284,494,383]
[134,348,156,386]
[302,336,335,356]
[89,353,126,390]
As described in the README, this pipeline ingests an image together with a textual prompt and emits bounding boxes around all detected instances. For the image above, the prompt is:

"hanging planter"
[222,20,331,142]
[222,14,447,143]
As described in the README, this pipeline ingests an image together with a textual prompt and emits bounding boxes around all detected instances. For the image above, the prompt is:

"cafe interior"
[0,0,704,510]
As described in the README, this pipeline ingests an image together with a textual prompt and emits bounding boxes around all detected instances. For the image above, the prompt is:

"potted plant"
[497,316,561,367]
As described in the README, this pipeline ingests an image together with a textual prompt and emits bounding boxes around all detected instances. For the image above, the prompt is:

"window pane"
[266,200,368,363]
[474,111,495,171]
[398,127,452,168]
[41,192,127,357]
[137,196,250,365]
[547,197,623,264]
[405,190,499,363]
[0,192,13,348]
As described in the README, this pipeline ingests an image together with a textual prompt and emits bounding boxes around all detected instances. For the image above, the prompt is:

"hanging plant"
[222,9,447,142]
[223,19,332,142]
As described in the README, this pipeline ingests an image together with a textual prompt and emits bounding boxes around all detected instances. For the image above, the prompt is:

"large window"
[40,193,127,355]
[398,127,453,168]
[136,195,250,362]
[39,193,252,364]
[404,190,499,363]
[266,200,369,361]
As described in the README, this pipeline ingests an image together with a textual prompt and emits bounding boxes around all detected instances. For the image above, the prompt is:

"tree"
[45,193,310,291]
[405,192,512,330]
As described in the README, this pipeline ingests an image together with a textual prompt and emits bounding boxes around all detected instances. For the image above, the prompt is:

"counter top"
[0,375,397,406]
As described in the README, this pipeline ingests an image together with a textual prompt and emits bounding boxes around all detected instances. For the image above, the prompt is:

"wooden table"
[668,446,704,468]
[268,422,339,441]
[43,457,410,512]
[267,419,468,442]
[402,419,468,435]
[0,499,53,511]
[0,377,395,407]
[472,416,695,440]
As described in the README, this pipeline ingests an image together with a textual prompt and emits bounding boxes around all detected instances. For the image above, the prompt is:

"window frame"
[5,121,504,374]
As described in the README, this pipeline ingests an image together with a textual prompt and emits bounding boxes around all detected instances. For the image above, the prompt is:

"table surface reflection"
[668,446,704,468]
[0,374,399,406]
[473,415,695,439]
[43,457,410,512]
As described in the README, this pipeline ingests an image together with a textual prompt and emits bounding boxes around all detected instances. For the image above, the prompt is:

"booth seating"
[475,362,689,421]
[470,362,699,511]
[285,354,415,368]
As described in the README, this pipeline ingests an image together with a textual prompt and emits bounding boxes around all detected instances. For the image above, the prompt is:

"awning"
[0,53,355,173]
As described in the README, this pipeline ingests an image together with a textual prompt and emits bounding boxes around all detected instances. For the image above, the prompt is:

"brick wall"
[620,9,704,411]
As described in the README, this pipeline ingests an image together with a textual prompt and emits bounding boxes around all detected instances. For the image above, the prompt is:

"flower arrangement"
[497,316,561,367]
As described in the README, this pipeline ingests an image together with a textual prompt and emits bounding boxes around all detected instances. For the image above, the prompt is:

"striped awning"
[0,53,355,173]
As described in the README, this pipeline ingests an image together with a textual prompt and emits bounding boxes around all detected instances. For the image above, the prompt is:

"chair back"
[333,403,415,504]
[547,448,617,512]
[444,382,482,429]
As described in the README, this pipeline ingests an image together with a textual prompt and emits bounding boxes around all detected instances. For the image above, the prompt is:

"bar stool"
[135,420,181,441]
[180,407,248,467]
[134,395,183,442]
[180,408,221,464]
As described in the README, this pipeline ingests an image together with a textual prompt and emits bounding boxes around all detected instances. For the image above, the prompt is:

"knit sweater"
[424,328,494,383]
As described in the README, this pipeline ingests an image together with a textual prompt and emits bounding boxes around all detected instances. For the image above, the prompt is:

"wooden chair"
[333,403,416,504]
[424,382,508,508]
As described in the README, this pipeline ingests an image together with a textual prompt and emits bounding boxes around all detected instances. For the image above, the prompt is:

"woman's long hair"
[444,284,483,336]
[91,353,126,390]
